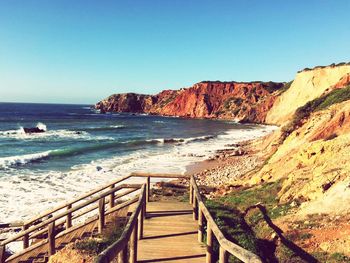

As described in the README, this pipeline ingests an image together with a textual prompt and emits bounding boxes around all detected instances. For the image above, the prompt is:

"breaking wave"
[0,151,51,169]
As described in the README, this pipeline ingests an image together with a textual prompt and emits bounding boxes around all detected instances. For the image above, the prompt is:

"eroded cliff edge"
[95,81,284,123]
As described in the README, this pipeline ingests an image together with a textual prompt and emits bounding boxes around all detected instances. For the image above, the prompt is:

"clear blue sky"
[0,1,349,104]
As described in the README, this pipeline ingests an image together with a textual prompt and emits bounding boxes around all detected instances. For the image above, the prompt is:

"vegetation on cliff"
[282,85,350,138]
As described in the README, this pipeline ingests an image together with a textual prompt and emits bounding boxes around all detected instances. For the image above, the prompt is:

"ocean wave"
[81,125,126,132]
[0,151,51,169]
[0,135,216,168]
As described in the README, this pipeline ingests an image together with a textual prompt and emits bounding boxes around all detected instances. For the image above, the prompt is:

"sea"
[0,102,275,224]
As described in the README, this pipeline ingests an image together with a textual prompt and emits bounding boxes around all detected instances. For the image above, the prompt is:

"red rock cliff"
[95,81,284,123]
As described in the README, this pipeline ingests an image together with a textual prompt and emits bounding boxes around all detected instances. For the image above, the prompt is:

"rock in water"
[23,127,45,134]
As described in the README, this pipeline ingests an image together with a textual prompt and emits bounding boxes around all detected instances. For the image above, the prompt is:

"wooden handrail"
[28,187,139,241]
[24,174,133,226]
[1,184,140,246]
[130,172,189,179]
[190,175,262,263]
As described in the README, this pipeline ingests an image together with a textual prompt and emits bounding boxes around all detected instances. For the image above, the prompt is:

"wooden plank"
[137,201,206,263]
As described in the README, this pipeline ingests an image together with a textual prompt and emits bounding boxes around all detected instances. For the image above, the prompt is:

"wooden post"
[219,246,228,263]
[48,222,56,256]
[146,176,150,203]
[193,196,198,220]
[98,197,105,234]
[23,224,29,249]
[129,220,138,263]
[138,209,144,240]
[118,245,128,263]
[206,223,213,263]
[198,208,204,242]
[0,245,5,263]
[66,204,72,229]
[109,184,115,209]
[189,178,193,204]
[139,189,146,239]
[143,185,147,216]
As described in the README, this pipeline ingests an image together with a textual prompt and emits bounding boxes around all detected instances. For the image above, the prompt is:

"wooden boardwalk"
[137,201,206,263]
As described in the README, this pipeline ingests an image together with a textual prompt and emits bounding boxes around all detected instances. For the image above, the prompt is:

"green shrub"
[74,227,124,255]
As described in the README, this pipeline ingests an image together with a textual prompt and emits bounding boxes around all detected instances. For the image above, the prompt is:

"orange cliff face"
[95,81,284,123]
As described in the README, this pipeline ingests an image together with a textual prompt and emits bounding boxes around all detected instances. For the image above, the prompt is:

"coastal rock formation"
[266,64,350,125]
[95,81,284,123]
[96,93,157,113]
[253,101,350,207]
[247,64,350,216]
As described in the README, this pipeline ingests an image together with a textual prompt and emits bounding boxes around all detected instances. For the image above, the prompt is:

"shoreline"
[184,139,265,189]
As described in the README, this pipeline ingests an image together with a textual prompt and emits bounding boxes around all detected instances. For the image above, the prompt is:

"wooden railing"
[0,174,143,263]
[189,175,262,263]
[0,172,262,263]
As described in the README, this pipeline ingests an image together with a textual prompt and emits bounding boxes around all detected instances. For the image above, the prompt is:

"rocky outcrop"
[95,81,284,123]
[96,93,157,113]
[266,64,350,125]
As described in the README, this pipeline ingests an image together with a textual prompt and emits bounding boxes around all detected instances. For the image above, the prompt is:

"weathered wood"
[146,176,151,203]
[129,219,138,263]
[189,181,193,204]
[66,204,72,229]
[219,246,228,263]
[206,223,213,263]
[48,222,55,256]
[138,209,143,240]
[193,196,198,220]
[98,197,105,234]
[22,224,29,249]
[198,208,204,242]
[137,201,206,262]
[109,184,115,209]
[131,172,189,179]
[118,247,128,263]
[0,245,5,263]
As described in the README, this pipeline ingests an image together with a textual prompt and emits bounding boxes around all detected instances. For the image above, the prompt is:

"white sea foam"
[36,122,47,131]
